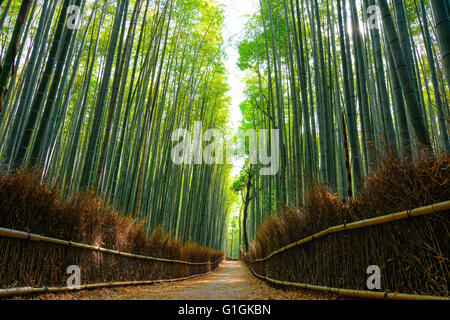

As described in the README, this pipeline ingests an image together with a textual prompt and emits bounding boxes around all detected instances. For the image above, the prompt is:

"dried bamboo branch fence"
[243,261,448,300]
[0,268,222,298]
[242,201,450,299]
[0,227,220,265]
[0,227,223,298]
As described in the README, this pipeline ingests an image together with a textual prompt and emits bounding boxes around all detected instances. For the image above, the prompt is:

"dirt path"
[22,261,336,300]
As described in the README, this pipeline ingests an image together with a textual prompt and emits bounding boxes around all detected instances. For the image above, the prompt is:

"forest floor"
[13,261,338,300]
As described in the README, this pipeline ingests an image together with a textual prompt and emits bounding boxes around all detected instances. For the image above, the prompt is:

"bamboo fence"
[243,260,449,300]
[242,201,450,300]
[0,264,222,298]
[0,227,218,265]
[0,227,223,297]
[247,200,450,263]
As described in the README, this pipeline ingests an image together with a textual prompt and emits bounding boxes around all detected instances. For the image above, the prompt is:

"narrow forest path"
[25,261,335,300]
[140,261,281,300]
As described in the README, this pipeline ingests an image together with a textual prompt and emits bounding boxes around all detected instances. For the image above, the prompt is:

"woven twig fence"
[0,227,223,297]
[242,201,450,299]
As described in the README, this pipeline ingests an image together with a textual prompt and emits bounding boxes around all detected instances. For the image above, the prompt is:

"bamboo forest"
[0,0,448,302]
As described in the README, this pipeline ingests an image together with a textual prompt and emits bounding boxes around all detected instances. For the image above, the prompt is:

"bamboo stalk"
[244,262,449,300]
[0,227,223,266]
[247,200,450,262]
[0,265,221,298]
